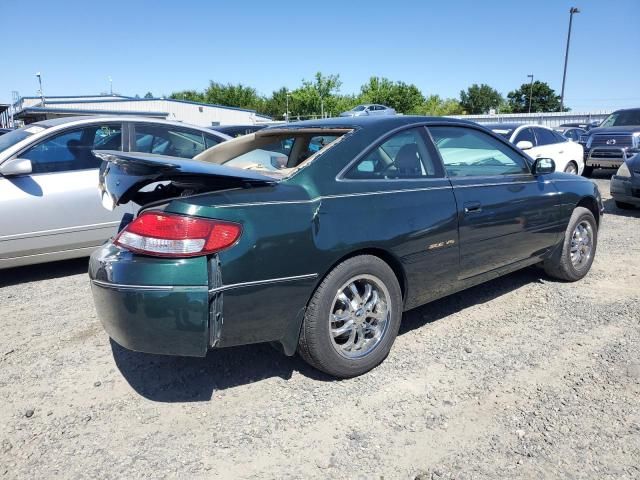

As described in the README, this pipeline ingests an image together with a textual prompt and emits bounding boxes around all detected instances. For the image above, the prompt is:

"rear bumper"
[91,280,210,356]
[610,175,640,206]
[89,243,210,357]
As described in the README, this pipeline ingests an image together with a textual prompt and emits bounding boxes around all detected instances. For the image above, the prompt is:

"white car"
[488,123,585,175]
[0,116,229,269]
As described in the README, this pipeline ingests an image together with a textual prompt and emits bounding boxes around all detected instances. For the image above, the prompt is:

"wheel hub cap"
[329,275,391,359]
[570,220,593,268]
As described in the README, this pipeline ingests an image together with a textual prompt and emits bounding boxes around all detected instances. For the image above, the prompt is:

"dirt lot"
[1,173,639,479]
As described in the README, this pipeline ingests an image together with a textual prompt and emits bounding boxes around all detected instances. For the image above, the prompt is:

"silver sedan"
[0,116,229,269]
[339,104,397,117]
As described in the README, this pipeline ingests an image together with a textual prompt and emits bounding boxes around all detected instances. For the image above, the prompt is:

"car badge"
[606,139,616,145]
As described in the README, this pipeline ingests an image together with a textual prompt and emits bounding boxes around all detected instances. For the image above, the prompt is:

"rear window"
[196,129,349,178]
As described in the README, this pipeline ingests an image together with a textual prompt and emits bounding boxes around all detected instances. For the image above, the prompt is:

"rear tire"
[615,200,635,210]
[544,207,597,281]
[298,255,402,378]
[582,166,593,177]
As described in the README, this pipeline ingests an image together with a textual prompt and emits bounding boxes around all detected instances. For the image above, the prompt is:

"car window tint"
[133,125,206,158]
[429,126,529,177]
[534,128,558,146]
[514,128,535,145]
[204,134,222,149]
[552,130,568,143]
[345,128,439,180]
[22,124,122,174]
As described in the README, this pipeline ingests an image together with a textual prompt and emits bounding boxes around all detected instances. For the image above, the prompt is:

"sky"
[1,0,638,112]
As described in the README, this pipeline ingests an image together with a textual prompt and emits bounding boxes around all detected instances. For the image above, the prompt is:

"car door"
[339,127,459,308]
[428,125,563,280]
[0,122,132,261]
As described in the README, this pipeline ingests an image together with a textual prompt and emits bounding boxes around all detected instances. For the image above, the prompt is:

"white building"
[11,95,271,127]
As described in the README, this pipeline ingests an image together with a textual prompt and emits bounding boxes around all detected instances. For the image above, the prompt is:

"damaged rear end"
[89,150,280,357]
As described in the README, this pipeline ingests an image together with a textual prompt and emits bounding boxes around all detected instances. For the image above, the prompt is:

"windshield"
[195,129,350,178]
[351,105,366,112]
[0,126,41,153]
[600,110,640,127]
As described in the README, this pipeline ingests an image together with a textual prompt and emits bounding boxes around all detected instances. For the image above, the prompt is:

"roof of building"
[15,95,272,119]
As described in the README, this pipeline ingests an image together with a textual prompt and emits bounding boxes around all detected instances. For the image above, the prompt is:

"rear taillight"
[114,211,241,257]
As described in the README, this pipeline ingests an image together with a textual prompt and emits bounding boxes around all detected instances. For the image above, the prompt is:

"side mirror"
[0,158,33,177]
[532,157,555,175]
[516,140,533,150]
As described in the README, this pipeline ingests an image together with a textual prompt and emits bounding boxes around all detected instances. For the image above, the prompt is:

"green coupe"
[89,116,603,378]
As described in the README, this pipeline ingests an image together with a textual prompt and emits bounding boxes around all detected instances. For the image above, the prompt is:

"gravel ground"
[1,173,639,479]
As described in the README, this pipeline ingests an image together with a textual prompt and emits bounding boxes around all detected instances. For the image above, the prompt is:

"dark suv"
[579,108,640,176]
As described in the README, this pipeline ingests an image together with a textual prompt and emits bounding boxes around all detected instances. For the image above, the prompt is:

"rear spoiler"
[94,150,277,210]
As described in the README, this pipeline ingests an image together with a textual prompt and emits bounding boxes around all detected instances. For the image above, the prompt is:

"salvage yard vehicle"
[89,116,603,378]
[488,123,585,175]
[610,154,640,209]
[0,116,229,269]
[578,108,640,177]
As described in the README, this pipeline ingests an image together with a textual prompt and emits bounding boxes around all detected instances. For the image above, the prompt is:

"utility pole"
[560,7,580,112]
[35,72,45,107]
[527,74,534,113]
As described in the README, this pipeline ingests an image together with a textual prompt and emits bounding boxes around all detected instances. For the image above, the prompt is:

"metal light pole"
[35,72,45,107]
[286,90,290,123]
[527,74,534,113]
[560,7,580,112]
[109,76,113,95]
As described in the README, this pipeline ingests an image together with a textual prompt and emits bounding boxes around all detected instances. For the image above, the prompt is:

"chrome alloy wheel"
[570,220,593,268]
[329,275,391,359]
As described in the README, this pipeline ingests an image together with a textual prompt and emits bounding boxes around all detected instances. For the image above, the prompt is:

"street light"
[527,74,534,113]
[560,7,580,112]
[108,76,113,95]
[285,90,290,123]
[35,72,45,107]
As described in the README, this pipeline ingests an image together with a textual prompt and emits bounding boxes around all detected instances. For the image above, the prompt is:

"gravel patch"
[1,173,639,479]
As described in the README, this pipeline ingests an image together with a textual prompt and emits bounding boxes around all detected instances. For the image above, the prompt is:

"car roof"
[270,115,478,131]
[30,115,230,137]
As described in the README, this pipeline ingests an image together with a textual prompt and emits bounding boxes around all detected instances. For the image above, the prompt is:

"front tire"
[564,161,578,174]
[298,255,402,378]
[582,166,593,177]
[544,207,597,281]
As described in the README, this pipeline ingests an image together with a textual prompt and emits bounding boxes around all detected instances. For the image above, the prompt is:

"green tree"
[293,72,342,117]
[459,83,503,114]
[359,77,424,114]
[170,89,205,102]
[507,81,565,113]
[413,95,463,116]
[144,92,154,99]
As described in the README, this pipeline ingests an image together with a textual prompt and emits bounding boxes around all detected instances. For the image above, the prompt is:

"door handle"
[463,201,482,214]
[558,150,564,154]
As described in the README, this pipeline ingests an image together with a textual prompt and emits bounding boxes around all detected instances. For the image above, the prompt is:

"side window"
[552,130,568,143]
[133,124,206,158]
[204,134,222,149]
[22,124,122,174]
[514,128,535,145]
[345,128,440,180]
[429,126,529,177]
[534,128,558,146]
